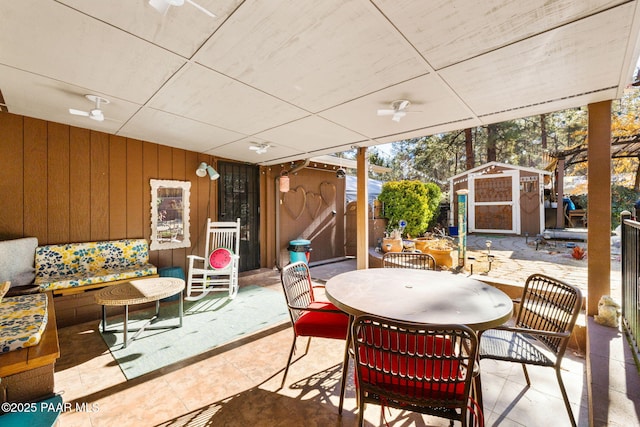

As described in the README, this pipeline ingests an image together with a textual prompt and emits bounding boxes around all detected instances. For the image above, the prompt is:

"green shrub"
[612,185,638,228]
[378,180,441,237]
[567,188,638,229]
[424,182,442,229]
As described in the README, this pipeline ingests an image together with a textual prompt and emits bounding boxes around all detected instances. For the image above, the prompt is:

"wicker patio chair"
[477,273,583,427]
[382,251,437,270]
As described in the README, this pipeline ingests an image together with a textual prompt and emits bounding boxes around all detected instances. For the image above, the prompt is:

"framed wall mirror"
[150,179,191,251]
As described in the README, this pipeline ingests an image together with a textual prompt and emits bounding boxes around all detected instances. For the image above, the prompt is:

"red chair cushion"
[294,301,348,340]
[357,332,467,402]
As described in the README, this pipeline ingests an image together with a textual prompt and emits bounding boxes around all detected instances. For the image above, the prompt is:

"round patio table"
[325,268,514,414]
[325,268,513,330]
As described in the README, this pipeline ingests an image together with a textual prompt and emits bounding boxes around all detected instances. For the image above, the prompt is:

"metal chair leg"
[280,334,297,389]
[556,367,577,427]
[338,314,353,414]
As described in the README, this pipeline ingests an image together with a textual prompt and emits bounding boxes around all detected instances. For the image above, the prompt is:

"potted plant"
[382,228,403,253]
[413,232,456,267]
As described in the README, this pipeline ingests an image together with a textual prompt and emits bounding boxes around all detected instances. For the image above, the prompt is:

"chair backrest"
[204,218,240,268]
[280,261,315,324]
[352,315,478,413]
[516,273,583,356]
[382,252,437,270]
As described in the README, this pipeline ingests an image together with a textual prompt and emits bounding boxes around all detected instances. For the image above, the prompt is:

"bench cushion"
[35,239,157,292]
[0,237,38,288]
[0,293,48,353]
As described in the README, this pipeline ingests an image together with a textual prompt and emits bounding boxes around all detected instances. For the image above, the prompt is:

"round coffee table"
[95,277,184,348]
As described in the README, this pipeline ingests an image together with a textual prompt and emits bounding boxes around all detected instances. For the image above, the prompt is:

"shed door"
[468,171,519,234]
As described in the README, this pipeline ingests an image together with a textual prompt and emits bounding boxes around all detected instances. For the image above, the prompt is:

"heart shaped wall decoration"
[283,186,306,220]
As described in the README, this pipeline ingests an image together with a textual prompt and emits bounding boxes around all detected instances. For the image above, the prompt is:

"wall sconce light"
[279,171,290,192]
[196,162,220,180]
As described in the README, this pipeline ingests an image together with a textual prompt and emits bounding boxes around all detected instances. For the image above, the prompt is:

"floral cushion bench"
[35,239,158,296]
[0,293,48,353]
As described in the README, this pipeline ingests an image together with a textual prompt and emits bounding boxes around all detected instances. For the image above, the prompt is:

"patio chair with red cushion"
[279,261,349,390]
[352,315,481,426]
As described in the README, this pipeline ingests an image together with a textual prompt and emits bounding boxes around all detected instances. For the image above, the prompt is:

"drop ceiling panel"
[149,63,309,134]
[371,118,481,146]
[57,0,242,58]
[440,4,634,117]
[0,1,638,165]
[0,1,185,104]
[194,0,429,112]
[479,88,619,125]
[319,74,473,138]
[0,64,139,134]
[119,108,246,153]
[375,0,627,70]
[254,116,367,156]
[207,139,301,163]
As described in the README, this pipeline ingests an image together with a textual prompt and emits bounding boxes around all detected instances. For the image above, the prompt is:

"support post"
[457,189,469,267]
[587,101,612,316]
[556,157,565,228]
[356,147,369,270]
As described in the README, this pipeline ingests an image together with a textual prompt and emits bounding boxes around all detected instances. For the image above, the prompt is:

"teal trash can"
[288,239,311,265]
[158,266,185,302]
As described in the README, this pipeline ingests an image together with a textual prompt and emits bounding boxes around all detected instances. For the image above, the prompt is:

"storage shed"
[448,162,551,236]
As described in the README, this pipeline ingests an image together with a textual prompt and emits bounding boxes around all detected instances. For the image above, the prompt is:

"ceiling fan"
[249,143,270,154]
[377,99,413,122]
[148,0,216,18]
[69,95,109,122]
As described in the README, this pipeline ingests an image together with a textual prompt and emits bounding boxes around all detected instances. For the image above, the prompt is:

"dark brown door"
[217,162,260,271]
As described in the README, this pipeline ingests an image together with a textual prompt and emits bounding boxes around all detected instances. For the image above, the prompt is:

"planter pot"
[423,247,454,268]
[413,238,431,253]
[382,238,403,253]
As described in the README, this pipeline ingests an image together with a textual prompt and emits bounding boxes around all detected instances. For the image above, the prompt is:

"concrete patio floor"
[53,233,602,426]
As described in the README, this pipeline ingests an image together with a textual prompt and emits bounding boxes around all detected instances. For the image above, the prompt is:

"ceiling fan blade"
[186,0,216,17]
[148,0,171,14]
[392,111,406,122]
[69,108,89,117]
[377,109,395,116]
[89,109,104,122]
[397,100,410,110]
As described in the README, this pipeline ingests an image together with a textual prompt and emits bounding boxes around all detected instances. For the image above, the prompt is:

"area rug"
[100,285,289,380]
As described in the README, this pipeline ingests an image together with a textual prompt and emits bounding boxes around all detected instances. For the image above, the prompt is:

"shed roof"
[449,161,551,183]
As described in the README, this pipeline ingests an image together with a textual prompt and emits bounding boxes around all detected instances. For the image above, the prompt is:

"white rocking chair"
[186,218,240,301]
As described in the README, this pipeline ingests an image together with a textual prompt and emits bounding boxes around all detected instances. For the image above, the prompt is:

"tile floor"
[53,272,589,427]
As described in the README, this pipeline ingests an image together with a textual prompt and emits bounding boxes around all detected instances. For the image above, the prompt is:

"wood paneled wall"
[0,113,217,273]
